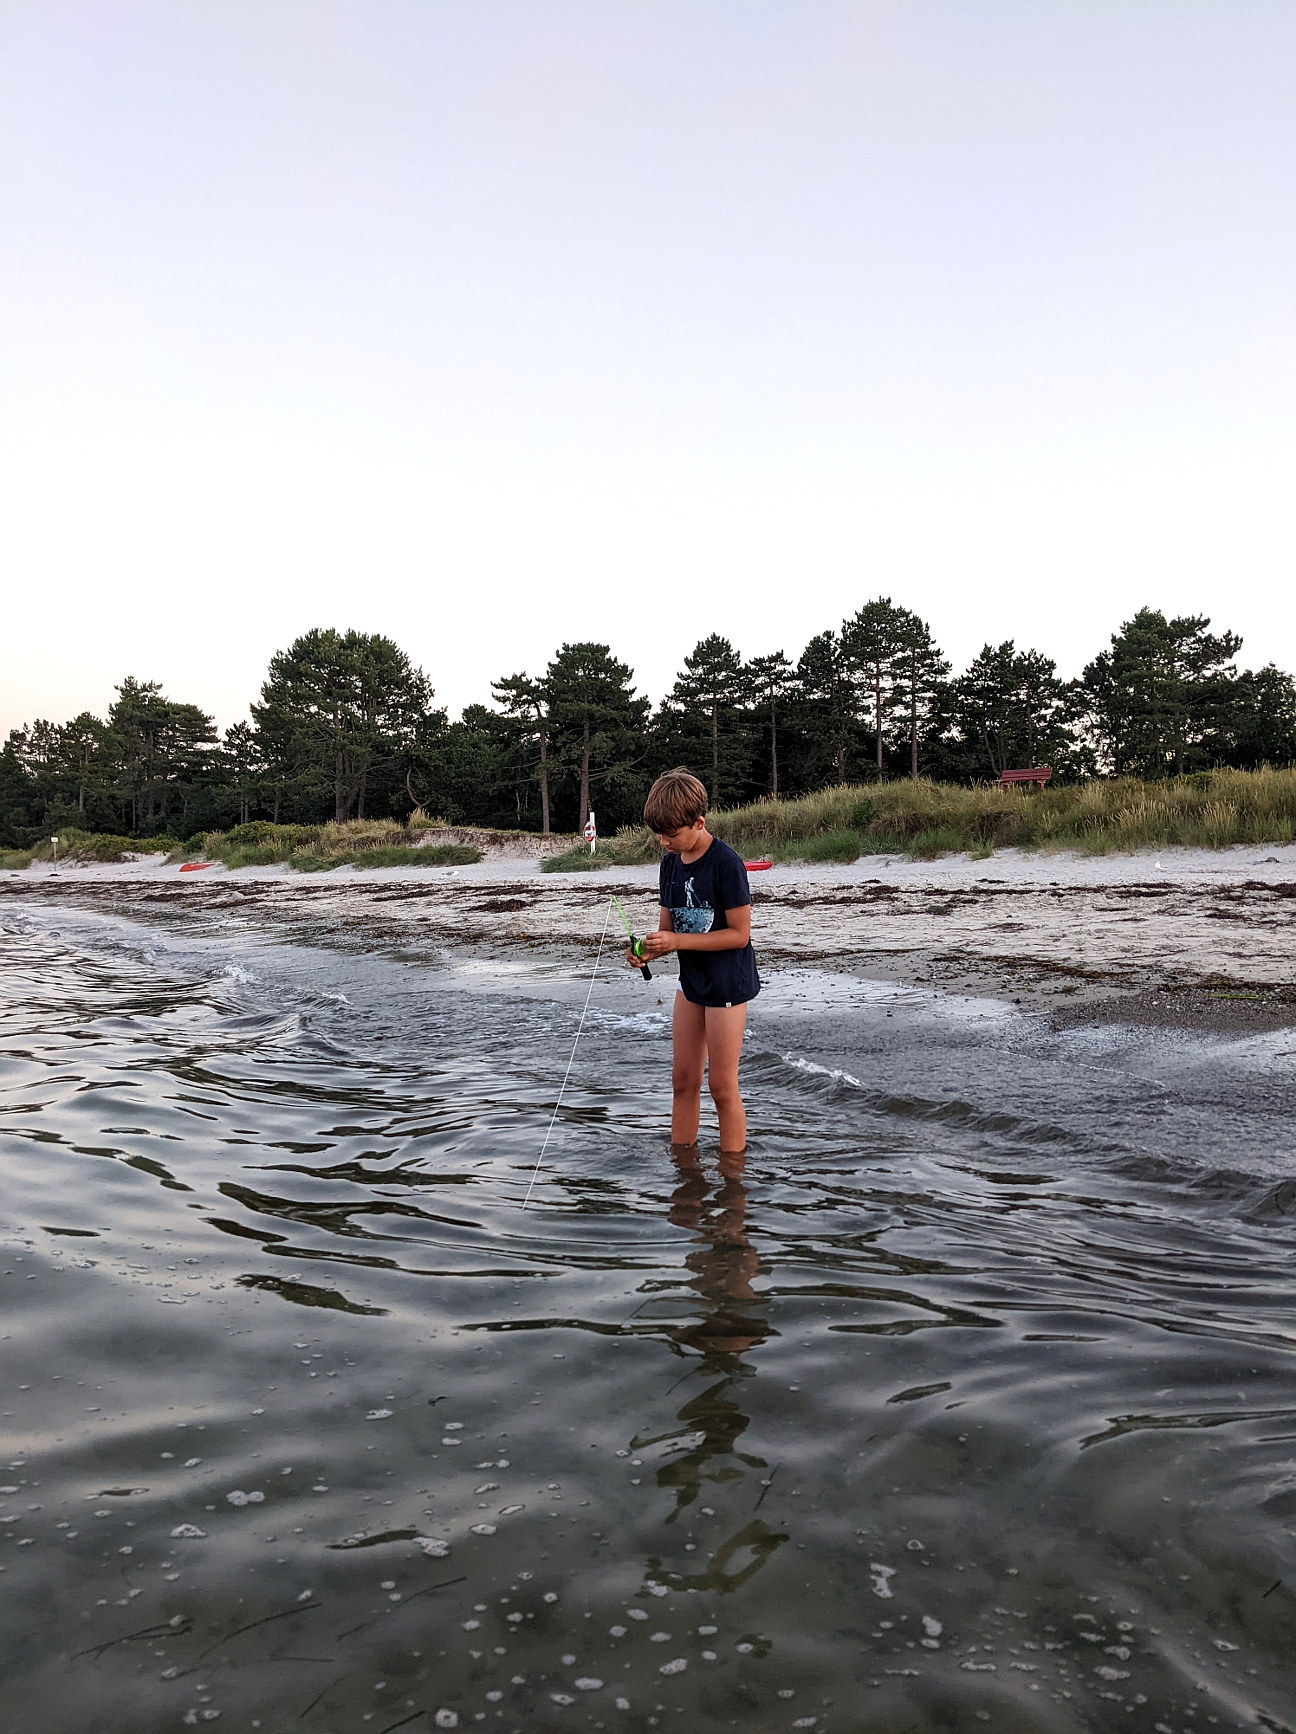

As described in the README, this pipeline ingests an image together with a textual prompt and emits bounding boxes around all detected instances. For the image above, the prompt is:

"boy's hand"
[639,931,675,960]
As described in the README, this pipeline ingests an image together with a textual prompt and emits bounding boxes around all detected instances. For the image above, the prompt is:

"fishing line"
[611,894,652,980]
[521,898,615,1211]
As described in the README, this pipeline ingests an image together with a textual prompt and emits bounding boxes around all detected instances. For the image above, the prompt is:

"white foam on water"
[781,1053,864,1090]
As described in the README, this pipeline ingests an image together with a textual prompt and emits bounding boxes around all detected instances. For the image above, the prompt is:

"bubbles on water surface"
[2,902,1295,1732]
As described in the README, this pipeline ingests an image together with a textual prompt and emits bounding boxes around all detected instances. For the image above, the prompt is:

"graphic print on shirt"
[671,876,715,934]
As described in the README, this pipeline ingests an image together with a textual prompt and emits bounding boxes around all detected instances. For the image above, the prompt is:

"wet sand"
[4,840,1294,1032]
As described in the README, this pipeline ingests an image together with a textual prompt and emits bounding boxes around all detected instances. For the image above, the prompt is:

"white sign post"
[583,811,597,855]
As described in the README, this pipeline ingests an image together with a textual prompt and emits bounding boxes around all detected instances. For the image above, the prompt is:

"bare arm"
[640,905,750,960]
[624,903,673,969]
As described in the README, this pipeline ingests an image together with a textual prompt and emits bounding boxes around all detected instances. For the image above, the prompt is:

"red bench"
[998,767,1052,789]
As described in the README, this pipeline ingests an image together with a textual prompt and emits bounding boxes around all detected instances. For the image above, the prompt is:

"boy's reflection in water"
[669,1146,771,1363]
[651,1147,775,1518]
[634,1148,787,1596]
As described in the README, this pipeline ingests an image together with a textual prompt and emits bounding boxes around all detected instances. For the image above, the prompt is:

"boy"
[629,768,760,1153]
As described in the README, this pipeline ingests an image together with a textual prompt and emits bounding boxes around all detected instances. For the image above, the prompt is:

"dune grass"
[289,840,481,872]
[183,820,482,872]
[715,768,1296,859]
[22,829,182,865]
[11,768,1295,875]
[540,767,1296,869]
[541,827,663,872]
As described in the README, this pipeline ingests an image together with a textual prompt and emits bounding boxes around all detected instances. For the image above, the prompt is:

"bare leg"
[671,993,707,1148]
[703,1002,748,1153]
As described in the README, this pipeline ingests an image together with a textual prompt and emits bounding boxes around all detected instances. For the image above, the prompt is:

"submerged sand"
[4,841,1294,1030]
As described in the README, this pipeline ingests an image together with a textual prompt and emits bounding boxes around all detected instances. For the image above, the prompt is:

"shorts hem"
[677,986,760,1008]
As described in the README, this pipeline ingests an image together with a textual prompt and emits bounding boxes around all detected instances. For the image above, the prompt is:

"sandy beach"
[5,841,1294,1028]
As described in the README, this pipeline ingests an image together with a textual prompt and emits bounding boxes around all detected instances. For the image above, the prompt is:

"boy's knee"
[708,1078,741,1111]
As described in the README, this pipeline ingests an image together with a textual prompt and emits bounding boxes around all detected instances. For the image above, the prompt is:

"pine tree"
[253,629,435,823]
[949,642,1075,776]
[891,609,949,777]
[220,723,264,827]
[747,651,795,798]
[659,635,751,804]
[0,736,38,846]
[60,713,116,821]
[108,678,218,831]
[1083,610,1241,777]
[840,598,910,773]
[545,643,649,831]
[788,631,857,788]
[1217,665,1296,767]
[492,673,553,833]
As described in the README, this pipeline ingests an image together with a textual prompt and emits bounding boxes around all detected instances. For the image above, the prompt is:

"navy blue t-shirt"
[659,836,761,1007]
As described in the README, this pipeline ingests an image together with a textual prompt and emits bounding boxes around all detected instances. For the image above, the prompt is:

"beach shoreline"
[4,840,1294,1034]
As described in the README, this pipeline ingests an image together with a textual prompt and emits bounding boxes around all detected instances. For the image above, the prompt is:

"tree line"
[3,604,1294,847]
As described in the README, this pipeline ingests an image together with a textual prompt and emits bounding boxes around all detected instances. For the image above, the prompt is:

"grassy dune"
[541,831,661,873]
[9,830,183,868]
[185,820,482,871]
[0,821,479,872]
[8,768,1294,876]
[542,767,1296,869]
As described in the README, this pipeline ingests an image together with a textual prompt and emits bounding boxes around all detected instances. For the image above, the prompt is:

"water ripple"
[1,901,1295,1733]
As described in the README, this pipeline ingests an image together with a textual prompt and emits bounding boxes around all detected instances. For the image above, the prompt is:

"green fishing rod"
[611,896,652,981]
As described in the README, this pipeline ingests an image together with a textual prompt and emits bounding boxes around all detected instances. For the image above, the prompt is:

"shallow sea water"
[2,895,1295,1734]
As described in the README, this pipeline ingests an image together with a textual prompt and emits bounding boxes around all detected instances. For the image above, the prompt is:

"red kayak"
[743,859,772,871]
[179,862,214,873]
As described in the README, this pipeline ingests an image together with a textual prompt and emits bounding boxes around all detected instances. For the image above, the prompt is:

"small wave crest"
[774,1050,1084,1148]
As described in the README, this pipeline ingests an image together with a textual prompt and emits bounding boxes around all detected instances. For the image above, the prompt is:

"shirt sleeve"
[716,845,751,911]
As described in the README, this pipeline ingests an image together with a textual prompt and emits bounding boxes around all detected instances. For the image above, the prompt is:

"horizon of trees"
[4,602,1296,848]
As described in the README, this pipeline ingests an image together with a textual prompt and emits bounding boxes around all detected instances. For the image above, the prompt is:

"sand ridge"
[4,842,1294,1022]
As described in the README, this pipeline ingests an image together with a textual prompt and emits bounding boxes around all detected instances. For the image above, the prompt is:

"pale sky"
[2,1,1293,735]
